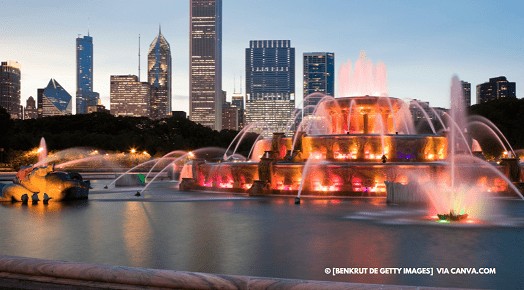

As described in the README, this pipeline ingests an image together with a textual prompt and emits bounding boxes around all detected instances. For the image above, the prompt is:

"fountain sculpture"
[179,54,523,222]
[0,138,90,203]
[0,164,90,202]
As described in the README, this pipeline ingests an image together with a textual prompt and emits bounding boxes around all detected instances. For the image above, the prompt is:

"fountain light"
[37,147,44,153]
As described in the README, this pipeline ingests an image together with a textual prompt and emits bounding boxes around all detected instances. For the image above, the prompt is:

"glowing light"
[311,152,324,160]
[143,151,148,155]
[219,182,233,188]
[130,148,137,154]
[37,147,44,153]
[188,151,195,159]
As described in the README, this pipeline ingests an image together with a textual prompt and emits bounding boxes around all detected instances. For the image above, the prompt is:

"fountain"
[177,53,523,224]
[0,163,89,202]
[0,138,90,202]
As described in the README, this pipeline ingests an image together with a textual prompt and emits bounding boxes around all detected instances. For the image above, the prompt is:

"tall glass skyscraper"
[190,0,222,130]
[76,34,99,114]
[245,40,295,137]
[0,60,21,119]
[303,52,334,116]
[148,28,172,120]
[246,40,295,101]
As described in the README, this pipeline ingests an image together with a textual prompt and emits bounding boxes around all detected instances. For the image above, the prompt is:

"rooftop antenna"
[138,34,141,81]
[240,73,243,94]
[233,75,237,94]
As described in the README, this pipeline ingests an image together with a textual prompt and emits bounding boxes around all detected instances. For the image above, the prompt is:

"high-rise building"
[76,34,99,114]
[461,81,471,106]
[231,94,245,129]
[245,40,295,137]
[0,60,21,119]
[303,52,334,116]
[40,79,73,117]
[222,102,239,130]
[110,75,150,117]
[148,27,172,120]
[476,76,516,104]
[24,96,38,119]
[190,0,222,130]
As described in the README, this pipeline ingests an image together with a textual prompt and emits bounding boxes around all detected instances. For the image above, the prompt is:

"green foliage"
[3,113,259,166]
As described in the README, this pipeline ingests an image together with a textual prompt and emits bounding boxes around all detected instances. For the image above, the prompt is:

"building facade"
[461,81,471,106]
[190,0,222,130]
[24,96,38,119]
[40,79,73,117]
[76,34,99,114]
[303,52,334,116]
[476,76,516,104]
[110,75,150,117]
[0,61,21,119]
[148,28,172,119]
[222,102,239,130]
[245,40,295,137]
[231,94,245,129]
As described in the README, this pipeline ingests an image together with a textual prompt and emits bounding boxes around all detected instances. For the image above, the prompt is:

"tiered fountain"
[180,53,523,221]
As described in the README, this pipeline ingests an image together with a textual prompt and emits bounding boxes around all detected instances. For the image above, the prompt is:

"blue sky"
[2,0,523,113]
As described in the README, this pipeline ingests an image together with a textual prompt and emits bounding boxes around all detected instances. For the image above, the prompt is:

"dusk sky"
[2,0,524,114]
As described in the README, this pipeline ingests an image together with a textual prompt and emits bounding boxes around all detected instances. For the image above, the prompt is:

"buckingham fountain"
[179,54,524,221]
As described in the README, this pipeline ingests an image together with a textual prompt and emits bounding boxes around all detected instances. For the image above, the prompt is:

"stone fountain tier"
[0,164,89,202]
[179,95,521,197]
[251,134,447,162]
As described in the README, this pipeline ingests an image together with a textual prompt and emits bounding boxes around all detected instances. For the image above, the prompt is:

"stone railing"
[0,255,434,289]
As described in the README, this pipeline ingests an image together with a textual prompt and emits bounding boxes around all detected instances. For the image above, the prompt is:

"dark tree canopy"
[3,113,258,163]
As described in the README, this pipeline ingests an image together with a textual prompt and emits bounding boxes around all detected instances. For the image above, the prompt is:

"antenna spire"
[138,34,141,82]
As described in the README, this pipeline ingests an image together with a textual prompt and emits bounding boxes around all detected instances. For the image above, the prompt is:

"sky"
[2,0,524,114]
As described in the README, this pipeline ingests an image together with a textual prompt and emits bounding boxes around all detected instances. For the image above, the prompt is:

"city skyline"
[1,0,524,115]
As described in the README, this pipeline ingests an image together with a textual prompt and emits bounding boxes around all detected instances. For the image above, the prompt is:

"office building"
[40,79,73,116]
[245,40,295,136]
[110,75,150,117]
[222,102,239,130]
[0,61,21,119]
[148,28,172,119]
[231,94,245,129]
[476,76,516,104]
[76,34,99,114]
[190,0,222,130]
[461,81,471,106]
[303,52,334,116]
[24,96,38,119]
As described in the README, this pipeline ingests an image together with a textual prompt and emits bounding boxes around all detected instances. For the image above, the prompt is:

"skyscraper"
[190,0,222,130]
[148,27,172,120]
[303,52,334,116]
[245,40,295,136]
[76,34,99,114]
[110,75,150,117]
[476,76,516,104]
[24,96,38,119]
[231,94,245,129]
[40,79,73,116]
[461,80,471,106]
[0,60,21,119]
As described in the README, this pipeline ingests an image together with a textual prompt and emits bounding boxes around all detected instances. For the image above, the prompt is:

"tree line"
[0,108,258,166]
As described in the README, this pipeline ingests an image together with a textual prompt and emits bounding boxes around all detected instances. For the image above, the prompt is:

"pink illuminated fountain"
[178,53,523,219]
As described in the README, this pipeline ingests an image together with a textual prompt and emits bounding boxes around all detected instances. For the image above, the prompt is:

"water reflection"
[0,192,521,289]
